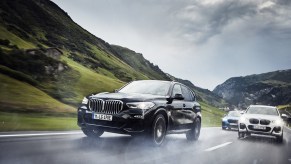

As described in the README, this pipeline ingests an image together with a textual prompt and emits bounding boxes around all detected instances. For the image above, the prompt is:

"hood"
[243,114,281,120]
[89,92,167,102]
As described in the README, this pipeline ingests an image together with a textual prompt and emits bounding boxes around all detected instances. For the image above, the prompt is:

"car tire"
[82,127,104,138]
[186,118,201,141]
[151,114,166,146]
[238,132,245,139]
[276,133,283,143]
[222,126,226,130]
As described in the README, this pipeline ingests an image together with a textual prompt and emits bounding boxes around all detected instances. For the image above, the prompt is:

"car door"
[169,84,185,130]
[180,85,197,126]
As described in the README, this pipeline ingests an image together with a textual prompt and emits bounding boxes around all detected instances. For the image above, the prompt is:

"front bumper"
[77,106,154,134]
[238,122,283,137]
[222,121,238,129]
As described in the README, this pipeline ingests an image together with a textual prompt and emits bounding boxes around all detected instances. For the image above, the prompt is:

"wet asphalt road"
[0,127,291,164]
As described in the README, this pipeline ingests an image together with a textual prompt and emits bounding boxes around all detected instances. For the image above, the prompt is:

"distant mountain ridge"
[213,69,291,108]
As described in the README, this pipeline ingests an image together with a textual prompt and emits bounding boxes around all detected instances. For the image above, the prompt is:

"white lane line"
[204,142,232,152]
[0,132,82,138]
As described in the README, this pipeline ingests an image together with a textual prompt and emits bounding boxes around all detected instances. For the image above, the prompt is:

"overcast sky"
[52,0,291,90]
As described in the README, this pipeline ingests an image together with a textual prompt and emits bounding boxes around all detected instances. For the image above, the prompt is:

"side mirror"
[223,114,227,117]
[173,93,184,100]
[114,89,119,93]
[281,113,287,118]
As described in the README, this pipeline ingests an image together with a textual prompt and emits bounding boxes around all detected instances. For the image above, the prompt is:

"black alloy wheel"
[186,118,201,141]
[151,114,166,146]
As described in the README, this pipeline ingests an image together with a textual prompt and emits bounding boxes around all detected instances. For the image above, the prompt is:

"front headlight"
[222,117,228,121]
[272,119,283,125]
[82,97,88,104]
[126,102,155,110]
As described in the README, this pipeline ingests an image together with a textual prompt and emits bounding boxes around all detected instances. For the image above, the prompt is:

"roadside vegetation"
[200,102,225,127]
[0,112,78,131]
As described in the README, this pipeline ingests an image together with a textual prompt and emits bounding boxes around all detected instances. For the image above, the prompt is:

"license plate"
[92,113,112,121]
[253,125,266,130]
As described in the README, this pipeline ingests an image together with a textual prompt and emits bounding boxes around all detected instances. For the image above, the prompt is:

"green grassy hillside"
[111,45,171,80]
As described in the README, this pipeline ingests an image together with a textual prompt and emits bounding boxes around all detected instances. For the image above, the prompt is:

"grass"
[87,42,149,81]
[200,101,225,127]
[61,56,125,103]
[0,26,35,49]
[0,112,78,131]
[0,73,75,114]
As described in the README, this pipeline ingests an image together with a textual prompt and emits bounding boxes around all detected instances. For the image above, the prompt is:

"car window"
[119,80,171,96]
[172,84,182,96]
[228,111,241,117]
[181,85,193,101]
[246,106,279,116]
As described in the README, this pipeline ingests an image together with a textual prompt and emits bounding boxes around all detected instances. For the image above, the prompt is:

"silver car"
[238,105,284,143]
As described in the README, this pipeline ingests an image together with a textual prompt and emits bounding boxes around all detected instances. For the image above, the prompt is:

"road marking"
[0,132,82,138]
[204,142,232,152]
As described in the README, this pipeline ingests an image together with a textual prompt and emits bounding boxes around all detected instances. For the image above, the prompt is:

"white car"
[238,105,284,143]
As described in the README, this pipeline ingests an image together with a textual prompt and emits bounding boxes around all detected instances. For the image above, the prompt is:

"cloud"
[172,0,291,44]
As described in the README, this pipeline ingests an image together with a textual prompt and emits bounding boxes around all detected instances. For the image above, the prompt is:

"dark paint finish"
[78,80,201,136]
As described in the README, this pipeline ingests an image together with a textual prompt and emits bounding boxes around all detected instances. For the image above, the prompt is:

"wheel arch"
[153,108,168,129]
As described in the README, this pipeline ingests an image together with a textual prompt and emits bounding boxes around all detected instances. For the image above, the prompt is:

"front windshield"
[228,111,241,117]
[119,81,171,96]
[246,106,279,116]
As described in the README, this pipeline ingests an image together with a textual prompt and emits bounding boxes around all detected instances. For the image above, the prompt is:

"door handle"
[183,104,186,108]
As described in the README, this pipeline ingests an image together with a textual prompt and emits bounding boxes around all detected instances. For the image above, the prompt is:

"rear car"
[238,105,284,143]
[77,80,202,146]
[222,111,241,130]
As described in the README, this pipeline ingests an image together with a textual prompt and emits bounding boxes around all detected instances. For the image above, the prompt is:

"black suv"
[78,80,201,146]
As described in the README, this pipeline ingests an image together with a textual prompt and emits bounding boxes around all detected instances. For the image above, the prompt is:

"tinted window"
[181,85,193,101]
[172,84,182,96]
[119,81,171,96]
[227,111,241,117]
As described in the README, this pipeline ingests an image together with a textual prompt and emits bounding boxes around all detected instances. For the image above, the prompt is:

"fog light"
[240,123,246,129]
[273,126,281,133]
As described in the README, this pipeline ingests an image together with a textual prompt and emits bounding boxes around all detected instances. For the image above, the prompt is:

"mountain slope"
[111,45,227,107]
[0,0,148,107]
[0,0,148,82]
[111,45,171,81]
[213,69,291,108]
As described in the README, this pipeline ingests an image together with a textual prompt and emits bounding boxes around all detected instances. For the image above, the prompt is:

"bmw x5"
[77,80,202,146]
